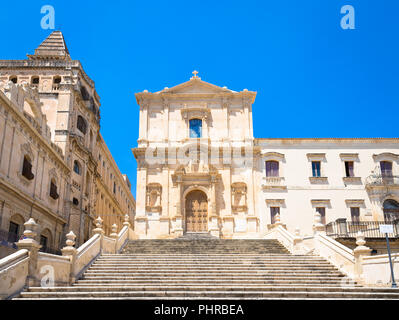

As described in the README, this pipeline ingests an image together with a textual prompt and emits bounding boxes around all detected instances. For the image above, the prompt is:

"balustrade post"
[16,218,41,287]
[354,231,372,285]
[110,223,118,254]
[93,216,104,252]
[292,228,303,255]
[61,231,77,284]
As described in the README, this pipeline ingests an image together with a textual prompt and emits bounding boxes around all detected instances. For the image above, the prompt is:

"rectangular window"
[316,207,326,224]
[266,161,279,177]
[380,161,393,177]
[350,207,360,223]
[270,207,280,224]
[312,161,321,177]
[345,161,354,177]
[22,157,34,180]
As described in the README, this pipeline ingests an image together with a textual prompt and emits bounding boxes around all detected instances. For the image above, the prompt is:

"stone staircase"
[14,238,399,299]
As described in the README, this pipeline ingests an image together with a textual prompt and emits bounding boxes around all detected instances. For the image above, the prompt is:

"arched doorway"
[383,199,399,222]
[185,190,208,232]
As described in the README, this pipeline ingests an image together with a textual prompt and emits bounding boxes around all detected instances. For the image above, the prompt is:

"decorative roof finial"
[191,70,200,79]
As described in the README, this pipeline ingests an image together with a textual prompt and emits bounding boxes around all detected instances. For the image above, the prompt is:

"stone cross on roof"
[191,70,200,80]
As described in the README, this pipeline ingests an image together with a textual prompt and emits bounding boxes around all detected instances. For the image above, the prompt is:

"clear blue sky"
[1,1,398,196]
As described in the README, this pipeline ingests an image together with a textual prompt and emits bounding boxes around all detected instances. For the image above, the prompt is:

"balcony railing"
[262,176,286,189]
[326,219,399,239]
[366,174,399,186]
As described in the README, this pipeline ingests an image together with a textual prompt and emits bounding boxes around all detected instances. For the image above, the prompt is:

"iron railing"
[326,219,399,239]
[365,174,399,186]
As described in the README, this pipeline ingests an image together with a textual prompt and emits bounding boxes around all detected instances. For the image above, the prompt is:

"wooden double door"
[185,190,208,232]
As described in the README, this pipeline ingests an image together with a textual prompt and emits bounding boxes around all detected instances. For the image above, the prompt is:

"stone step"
[90,263,334,268]
[27,286,396,293]
[82,272,345,278]
[78,275,348,281]
[75,279,351,285]
[93,263,333,267]
[100,254,303,258]
[16,290,399,299]
[95,259,329,264]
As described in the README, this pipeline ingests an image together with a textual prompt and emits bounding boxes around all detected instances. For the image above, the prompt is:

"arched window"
[73,160,81,175]
[189,119,202,138]
[77,115,87,135]
[383,199,399,223]
[22,155,34,180]
[9,76,17,84]
[266,161,279,177]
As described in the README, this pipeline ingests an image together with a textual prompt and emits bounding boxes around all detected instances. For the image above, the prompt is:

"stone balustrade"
[0,214,134,299]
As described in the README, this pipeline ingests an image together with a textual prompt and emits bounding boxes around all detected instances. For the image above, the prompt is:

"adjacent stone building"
[132,72,399,239]
[0,31,135,257]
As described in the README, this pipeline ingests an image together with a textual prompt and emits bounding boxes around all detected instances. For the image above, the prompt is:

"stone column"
[353,231,372,285]
[16,218,41,287]
[61,231,77,284]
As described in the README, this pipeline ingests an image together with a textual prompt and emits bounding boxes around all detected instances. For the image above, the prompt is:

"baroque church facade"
[0,31,135,257]
[133,72,399,239]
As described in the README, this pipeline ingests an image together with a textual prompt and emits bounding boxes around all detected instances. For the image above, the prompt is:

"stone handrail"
[0,217,134,299]
[74,234,101,279]
[116,226,129,253]
[0,249,29,299]
[77,233,101,257]
[362,253,399,286]
[315,232,355,278]
[103,235,115,254]
[264,225,309,255]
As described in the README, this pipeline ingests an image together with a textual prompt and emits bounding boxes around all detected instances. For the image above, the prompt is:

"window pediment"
[340,153,359,161]
[265,199,286,207]
[181,104,211,121]
[262,152,285,161]
[307,153,326,161]
[311,199,331,208]
[373,153,399,162]
[345,199,365,207]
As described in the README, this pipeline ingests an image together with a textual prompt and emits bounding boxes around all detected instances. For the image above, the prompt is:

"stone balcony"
[261,176,287,191]
[365,174,399,189]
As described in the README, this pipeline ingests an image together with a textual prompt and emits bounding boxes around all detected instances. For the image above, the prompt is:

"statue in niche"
[146,183,162,212]
[231,182,247,212]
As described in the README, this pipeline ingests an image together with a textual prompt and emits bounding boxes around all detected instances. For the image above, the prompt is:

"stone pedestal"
[173,215,184,237]
[353,232,372,285]
[61,231,77,284]
[222,216,234,238]
[208,215,220,237]
[135,216,148,236]
[246,216,258,233]
[159,217,170,235]
[16,218,41,287]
